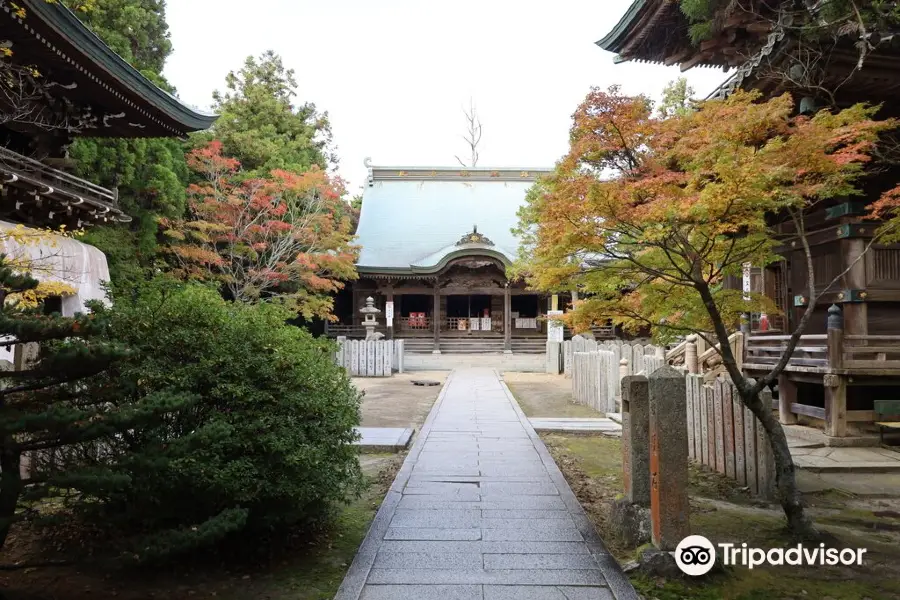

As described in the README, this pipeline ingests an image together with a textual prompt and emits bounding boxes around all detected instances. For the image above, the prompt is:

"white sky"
[163,0,727,195]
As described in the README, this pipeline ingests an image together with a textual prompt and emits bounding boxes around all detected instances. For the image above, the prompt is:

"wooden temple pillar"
[432,286,441,354]
[841,237,868,337]
[503,284,512,354]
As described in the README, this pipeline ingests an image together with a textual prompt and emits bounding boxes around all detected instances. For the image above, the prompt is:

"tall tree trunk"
[740,387,816,537]
[0,437,22,550]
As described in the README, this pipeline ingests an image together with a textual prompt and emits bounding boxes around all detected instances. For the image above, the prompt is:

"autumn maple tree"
[516,87,895,535]
[162,142,357,319]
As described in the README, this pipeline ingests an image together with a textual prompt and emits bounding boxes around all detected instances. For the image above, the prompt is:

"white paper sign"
[385,301,394,326]
[742,262,751,302]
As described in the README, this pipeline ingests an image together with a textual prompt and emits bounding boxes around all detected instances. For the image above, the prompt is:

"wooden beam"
[746,22,773,34]
[680,52,712,72]
[663,49,692,66]
[778,374,798,425]
[847,410,875,422]
[791,403,826,420]
[824,374,848,437]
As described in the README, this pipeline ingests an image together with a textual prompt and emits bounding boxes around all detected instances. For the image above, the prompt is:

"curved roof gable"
[5,1,217,137]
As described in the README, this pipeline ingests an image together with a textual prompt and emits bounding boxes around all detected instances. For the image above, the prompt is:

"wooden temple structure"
[599,0,900,437]
[0,0,216,320]
[326,164,600,354]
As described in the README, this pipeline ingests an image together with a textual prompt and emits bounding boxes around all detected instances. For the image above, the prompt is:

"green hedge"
[81,282,363,561]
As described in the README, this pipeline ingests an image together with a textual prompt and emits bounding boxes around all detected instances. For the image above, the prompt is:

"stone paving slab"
[334,368,638,600]
[529,418,622,436]
[792,445,900,472]
[485,585,615,600]
[353,427,414,452]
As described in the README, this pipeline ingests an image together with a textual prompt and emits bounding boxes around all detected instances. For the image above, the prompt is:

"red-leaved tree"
[161,142,357,319]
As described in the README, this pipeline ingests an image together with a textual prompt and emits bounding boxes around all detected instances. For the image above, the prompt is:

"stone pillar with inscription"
[622,375,650,507]
[648,365,689,550]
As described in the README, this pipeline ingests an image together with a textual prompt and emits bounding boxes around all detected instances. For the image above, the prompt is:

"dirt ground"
[502,372,603,418]
[354,371,446,429]
[0,454,402,600]
[542,433,900,600]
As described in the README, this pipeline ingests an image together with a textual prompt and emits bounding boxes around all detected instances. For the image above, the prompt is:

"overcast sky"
[163,0,727,194]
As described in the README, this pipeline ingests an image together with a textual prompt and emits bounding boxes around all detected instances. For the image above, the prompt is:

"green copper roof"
[20,0,217,133]
[596,0,650,52]
[355,166,551,275]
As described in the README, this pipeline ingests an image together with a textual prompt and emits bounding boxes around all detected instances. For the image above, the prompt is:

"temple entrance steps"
[400,337,547,355]
[403,338,435,354]
[510,338,546,354]
[440,338,506,354]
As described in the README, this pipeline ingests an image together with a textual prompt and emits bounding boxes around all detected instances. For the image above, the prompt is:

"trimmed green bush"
[80,281,363,561]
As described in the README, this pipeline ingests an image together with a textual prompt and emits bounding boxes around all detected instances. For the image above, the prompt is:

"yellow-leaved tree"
[515,88,896,535]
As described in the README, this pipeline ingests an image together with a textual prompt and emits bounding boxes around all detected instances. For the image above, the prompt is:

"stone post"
[655,345,665,360]
[685,334,699,374]
[622,375,650,507]
[649,365,690,550]
[616,357,629,409]
[546,341,562,374]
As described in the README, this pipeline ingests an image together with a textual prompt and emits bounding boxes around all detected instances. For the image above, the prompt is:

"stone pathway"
[335,368,637,600]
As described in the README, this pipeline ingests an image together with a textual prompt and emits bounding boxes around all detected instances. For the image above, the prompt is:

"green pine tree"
[200,50,335,176]
[0,256,191,550]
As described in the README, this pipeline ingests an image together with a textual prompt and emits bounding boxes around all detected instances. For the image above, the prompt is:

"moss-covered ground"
[541,433,900,600]
[0,453,401,600]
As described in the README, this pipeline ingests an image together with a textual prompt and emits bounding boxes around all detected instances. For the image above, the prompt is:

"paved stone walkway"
[335,368,637,600]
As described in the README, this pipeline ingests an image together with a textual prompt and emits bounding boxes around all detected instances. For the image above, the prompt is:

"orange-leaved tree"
[161,141,358,319]
[515,87,896,535]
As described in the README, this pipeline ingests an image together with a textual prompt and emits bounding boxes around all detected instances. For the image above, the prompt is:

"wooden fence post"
[686,334,699,374]
[825,305,848,437]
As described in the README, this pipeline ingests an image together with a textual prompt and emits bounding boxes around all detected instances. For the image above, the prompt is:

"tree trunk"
[0,438,22,550]
[740,386,816,538]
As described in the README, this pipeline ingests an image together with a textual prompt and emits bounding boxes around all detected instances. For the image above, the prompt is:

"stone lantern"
[360,296,383,341]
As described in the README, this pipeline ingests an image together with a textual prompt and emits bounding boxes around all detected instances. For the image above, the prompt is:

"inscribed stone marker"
[622,375,650,506]
[648,366,689,550]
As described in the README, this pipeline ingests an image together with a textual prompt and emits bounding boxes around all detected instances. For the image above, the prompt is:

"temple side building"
[326,164,607,354]
[0,0,216,322]
[598,0,900,438]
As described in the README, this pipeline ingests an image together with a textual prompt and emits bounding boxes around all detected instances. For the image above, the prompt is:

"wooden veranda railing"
[744,334,829,372]
[842,335,900,373]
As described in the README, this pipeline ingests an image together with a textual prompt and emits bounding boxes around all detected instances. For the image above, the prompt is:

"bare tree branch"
[455,98,483,168]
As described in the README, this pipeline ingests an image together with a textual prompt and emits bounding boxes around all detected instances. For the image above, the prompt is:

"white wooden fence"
[335,339,404,377]
[566,336,665,413]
